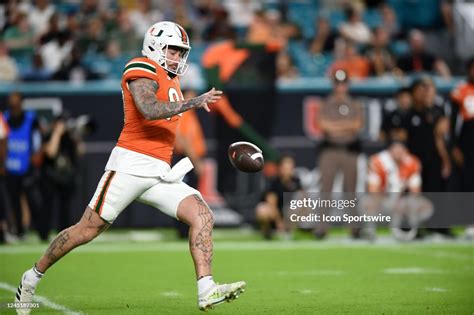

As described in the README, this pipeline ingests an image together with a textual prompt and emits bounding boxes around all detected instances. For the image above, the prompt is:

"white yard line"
[160,291,181,297]
[0,282,81,315]
[425,287,448,292]
[0,239,472,255]
[383,267,445,274]
[275,270,345,276]
[384,248,474,262]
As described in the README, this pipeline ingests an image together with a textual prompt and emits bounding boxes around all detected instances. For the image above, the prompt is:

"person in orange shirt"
[451,57,474,192]
[368,142,422,193]
[328,40,370,80]
[365,142,433,240]
[15,21,245,313]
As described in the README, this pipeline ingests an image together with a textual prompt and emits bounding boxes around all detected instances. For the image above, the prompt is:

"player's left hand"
[198,87,223,112]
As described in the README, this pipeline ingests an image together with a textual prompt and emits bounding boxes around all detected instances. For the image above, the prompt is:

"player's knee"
[190,206,214,228]
[71,221,103,245]
[78,226,101,244]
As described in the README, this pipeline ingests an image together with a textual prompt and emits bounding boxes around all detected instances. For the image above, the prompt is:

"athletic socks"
[197,275,215,296]
[23,264,44,287]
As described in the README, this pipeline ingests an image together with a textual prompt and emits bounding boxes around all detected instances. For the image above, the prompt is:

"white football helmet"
[142,21,191,76]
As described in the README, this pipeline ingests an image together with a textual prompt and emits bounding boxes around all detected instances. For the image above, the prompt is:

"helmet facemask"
[160,45,190,76]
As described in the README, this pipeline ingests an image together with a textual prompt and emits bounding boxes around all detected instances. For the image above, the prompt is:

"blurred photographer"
[4,92,43,240]
[40,113,86,234]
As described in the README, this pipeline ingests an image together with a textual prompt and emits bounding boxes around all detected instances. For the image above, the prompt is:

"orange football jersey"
[117,57,184,164]
[369,151,421,192]
[451,82,474,121]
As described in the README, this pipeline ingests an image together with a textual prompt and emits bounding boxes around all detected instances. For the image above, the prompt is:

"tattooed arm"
[129,78,222,120]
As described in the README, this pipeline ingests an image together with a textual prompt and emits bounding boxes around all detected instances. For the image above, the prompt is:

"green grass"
[0,231,473,314]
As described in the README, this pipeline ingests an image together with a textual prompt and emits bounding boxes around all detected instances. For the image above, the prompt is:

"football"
[228,141,264,173]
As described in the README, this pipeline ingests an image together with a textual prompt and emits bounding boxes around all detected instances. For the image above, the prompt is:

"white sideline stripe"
[0,282,81,315]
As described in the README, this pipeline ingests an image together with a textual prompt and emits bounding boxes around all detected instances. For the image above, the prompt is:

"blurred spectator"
[203,7,236,41]
[365,141,433,241]
[28,0,55,37]
[107,9,141,56]
[38,13,62,45]
[41,114,83,235]
[4,92,44,240]
[93,40,126,79]
[396,29,451,79]
[129,0,164,36]
[193,0,220,26]
[223,0,261,34]
[255,154,302,239]
[450,57,474,192]
[52,45,99,82]
[378,3,400,38]
[440,0,454,33]
[0,112,8,244]
[365,27,395,76]
[2,12,34,59]
[39,30,73,73]
[22,52,52,81]
[339,4,372,45]
[308,16,337,55]
[318,70,363,194]
[276,51,299,81]
[368,142,422,193]
[246,9,286,50]
[77,17,107,55]
[404,77,451,192]
[329,39,370,80]
[0,41,19,82]
[380,87,411,143]
[76,0,102,29]
[65,12,80,35]
[280,21,302,42]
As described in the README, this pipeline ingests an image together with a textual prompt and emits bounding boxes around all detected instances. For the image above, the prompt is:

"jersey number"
[167,88,184,120]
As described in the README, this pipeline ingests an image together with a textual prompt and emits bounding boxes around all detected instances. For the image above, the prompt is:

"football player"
[14,21,245,313]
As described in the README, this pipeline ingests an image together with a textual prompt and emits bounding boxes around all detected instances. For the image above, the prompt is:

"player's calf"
[36,207,110,273]
[15,207,110,314]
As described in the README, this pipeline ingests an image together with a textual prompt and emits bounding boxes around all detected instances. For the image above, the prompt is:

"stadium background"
[0,1,473,314]
[1,0,472,228]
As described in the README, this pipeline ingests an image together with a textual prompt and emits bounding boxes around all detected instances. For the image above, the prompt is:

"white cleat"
[198,281,246,311]
[14,271,36,315]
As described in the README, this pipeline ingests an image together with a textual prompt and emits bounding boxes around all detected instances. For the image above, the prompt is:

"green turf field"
[1,231,473,314]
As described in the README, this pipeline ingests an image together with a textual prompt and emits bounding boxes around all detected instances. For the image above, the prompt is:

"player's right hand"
[198,87,223,112]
